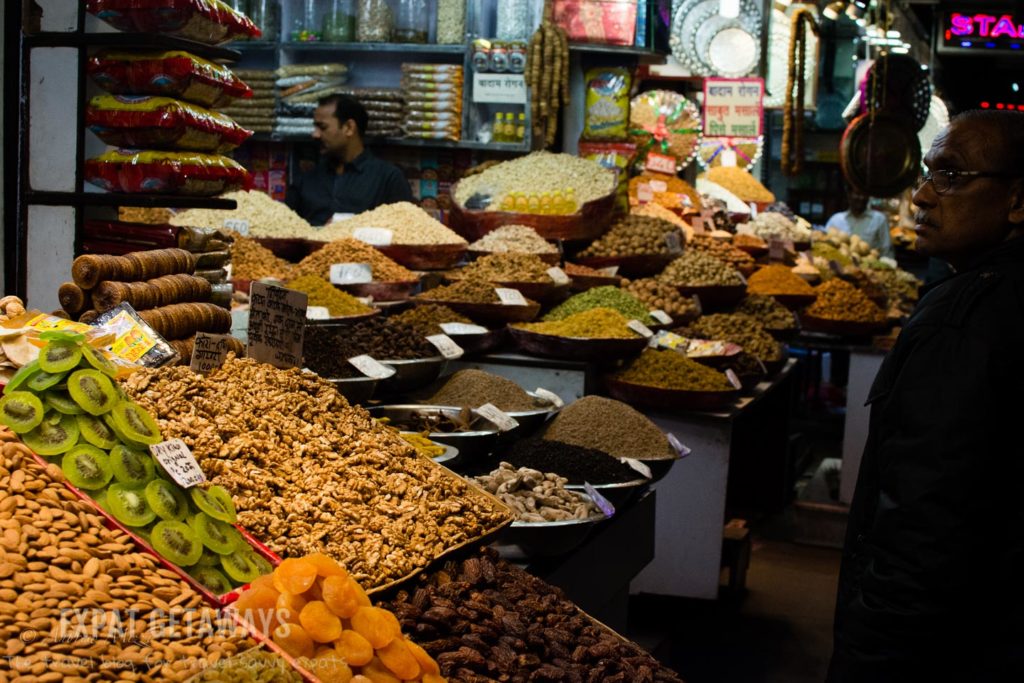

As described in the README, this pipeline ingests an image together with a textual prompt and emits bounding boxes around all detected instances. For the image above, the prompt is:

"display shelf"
[569,42,666,63]
[232,40,278,51]
[250,131,528,152]
[24,32,242,61]
[25,191,237,210]
[280,41,466,54]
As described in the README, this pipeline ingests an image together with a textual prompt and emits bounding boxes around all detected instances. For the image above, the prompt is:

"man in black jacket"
[829,110,1024,681]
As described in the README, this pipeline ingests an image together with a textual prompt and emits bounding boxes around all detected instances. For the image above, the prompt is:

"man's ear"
[1010,179,1024,226]
[344,119,358,137]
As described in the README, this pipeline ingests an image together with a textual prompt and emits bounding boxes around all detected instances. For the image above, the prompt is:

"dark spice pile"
[541,395,675,460]
[378,550,685,683]
[502,439,642,484]
[393,303,473,335]
[303,317,437,377]
[419,369,543,412]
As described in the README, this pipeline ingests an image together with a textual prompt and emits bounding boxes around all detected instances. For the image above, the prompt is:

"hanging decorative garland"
[698,135,764,170]
[781,8,818,176]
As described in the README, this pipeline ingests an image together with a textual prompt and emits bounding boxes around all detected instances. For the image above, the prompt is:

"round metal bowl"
[377,356,448,394]
[305,309,381,326]
[604,376,741,412]
[377,243,468,270]
[507,327,649,362]
[414,298,542,324]
[572,253,676,278]
[565,478,649,509]
[504,391,562,435]
[367,405,502,466]
[431,442,459,466]
[494,493,610,558]
[635,457,677,483]
[336,279,420,301]
[446,326,506,355]
[442,274,569,303]
[325,375,379,404]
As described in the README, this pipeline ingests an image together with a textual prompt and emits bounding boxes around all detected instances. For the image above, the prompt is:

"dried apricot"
[377,638,420,680]
[233,585,280,632]
[335,629,374,667]
[277,591,308,625]
[250,573,277,592]
[312,650,354,683]
[273,622,315,660]
[350,677,374,683]
[273,557,318,595]
[351,606,401,649]
[359,657,402,683]
[404,638,440,676]
[306,552,349,578]
[323,575,367,619]
[422,675,447,683]
[300,600,343,643]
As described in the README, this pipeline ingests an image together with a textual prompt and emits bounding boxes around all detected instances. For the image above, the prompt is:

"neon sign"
[940,11,1024,53]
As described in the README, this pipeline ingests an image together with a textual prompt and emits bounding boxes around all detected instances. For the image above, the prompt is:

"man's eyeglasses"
[916,169,1020,195]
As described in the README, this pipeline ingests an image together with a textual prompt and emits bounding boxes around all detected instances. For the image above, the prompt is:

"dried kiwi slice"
[190,566,234,595]
[190,512,243,555]
[102,413,149,451]
[109,444,156,486]
[243,548,273,579]
[26,369,66,393]
[62,444,113,490]
[219,548,261,583]
[190,485,237,524]
[144,479,189,522]
[67,369,118,416]
[38,331,85,344]
[151,520,204,567]
[22,413,79,455]
[106,483,157,527]
[44,392,84,415]
[108,401,162,445]
[5,360,41,393]
[80,344,118,378]
[76,413,118,450]
[38,342,82,374]
[0,391,45,434]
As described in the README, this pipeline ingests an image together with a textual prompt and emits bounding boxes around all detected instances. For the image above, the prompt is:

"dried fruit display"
[122,357,513,589]
[232,553,446,682]
[379,551,684,682]
[0,425,253,682]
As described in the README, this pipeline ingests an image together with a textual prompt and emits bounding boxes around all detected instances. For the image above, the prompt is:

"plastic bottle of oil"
[493,112,506,142]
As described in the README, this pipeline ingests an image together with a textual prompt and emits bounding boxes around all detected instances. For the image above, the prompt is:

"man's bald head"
[948,109,1024,175]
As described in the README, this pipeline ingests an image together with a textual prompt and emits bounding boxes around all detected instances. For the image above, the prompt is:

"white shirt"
[825,209,895,259]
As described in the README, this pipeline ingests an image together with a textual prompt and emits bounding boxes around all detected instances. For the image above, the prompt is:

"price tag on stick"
[628,319,655,338]
[347,355,396,379]
[476,403,519,431]
[495,287,528,306]
[329,263,373,285]
[150,439,206,488]
[189,332,232,374]
[306,306,330,320]
[668,433,692,458]
[620,457,653,479]
[223,218,249,235]
[650,310,673,325]
[352,227,393,246]
[439,322,488,335]
[425,334,464,359]
[546,267,570,285]
[583,482,617,518]
[726,369,743,390]
[534,387,564,408]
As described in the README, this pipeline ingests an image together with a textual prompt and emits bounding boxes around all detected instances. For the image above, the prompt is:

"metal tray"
[507,326,649,361]
[377,356,448,394]
[604,376,742,412]
[325,375,379,404]
[367,405,504,466]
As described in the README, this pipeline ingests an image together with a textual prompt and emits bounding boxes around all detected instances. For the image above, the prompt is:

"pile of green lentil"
[542,286,655,324]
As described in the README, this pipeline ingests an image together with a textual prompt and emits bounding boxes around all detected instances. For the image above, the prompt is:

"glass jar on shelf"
[248,0,280,41]
[394,0,429,43]
[291,0,325,41]
[496,0,531,42]
[356,0,393,42]
[322,0,354,41]
[435,0,465,44]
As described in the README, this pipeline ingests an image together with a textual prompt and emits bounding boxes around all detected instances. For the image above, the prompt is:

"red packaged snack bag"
[85,149,251,196]
[87,95,252,153]
[86,0,260,44]
[88,50,252,108]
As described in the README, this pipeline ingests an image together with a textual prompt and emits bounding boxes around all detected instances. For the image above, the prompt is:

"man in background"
[285,94,412,225]
[829,109,1024,681]
[826,187,895,259]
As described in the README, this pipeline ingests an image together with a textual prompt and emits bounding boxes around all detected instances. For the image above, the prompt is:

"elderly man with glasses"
[828,109,1024,682]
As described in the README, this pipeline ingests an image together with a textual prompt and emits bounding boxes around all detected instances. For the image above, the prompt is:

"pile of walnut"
[473,463,599,523]
[379,550,685,682]
[122,356,512,590]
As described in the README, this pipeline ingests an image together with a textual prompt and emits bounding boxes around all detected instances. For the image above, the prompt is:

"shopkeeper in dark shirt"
[285,94,413,225]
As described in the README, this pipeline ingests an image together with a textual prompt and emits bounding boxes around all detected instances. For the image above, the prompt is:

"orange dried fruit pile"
[233,554,446,682]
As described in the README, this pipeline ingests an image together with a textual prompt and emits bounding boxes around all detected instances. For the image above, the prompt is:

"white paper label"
[583,482,616,518]
[534,387,564,409]
[546,267,570,285]
[748,202,758,217]
[665,232,683,254]
[352,227,393,246]
[649,179,668,193]
[650,310,673,325]
[726,369,742,390]
[628,319,654,338]
[721,149,738,167]
[880,256,898,268]
[330,212,355,223]
[329,263,373,285]
[599,266,620,276]
[223,218,249,235]
[306,306,331,320]
[189,332,232,374]
[620,457,653,479]
[637,183,654,203]
[477,403,519,431]
[347,354,396,379]
[150,439,206,488]
[439,322,489,335]
[495,287,528,306]
[668,433,692,458]
[426,334,464,359]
